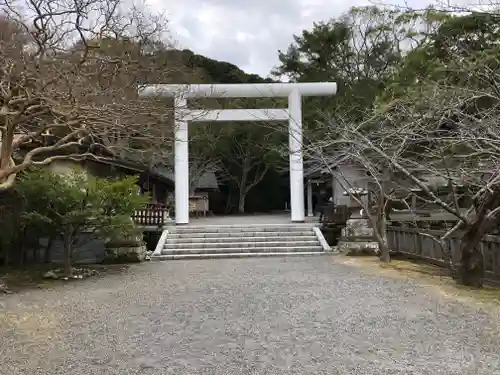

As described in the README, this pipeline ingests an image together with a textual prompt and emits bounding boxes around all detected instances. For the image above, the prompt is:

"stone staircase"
[153,223,331,260]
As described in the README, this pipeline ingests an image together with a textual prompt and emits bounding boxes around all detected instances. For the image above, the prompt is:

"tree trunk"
[453,189,500,288]
[0,123,14,170]
[238,191,246,214]
[3,243,9,266]
[189,184,196,197]
[224,189,232,214]
[63,225,73,277]
[371,195,390,262]
[44,235,54,264]
[457,226,484,288]
[18,227,26,268]
[378,214,390,262]
[372,217,390,262]
[32,246,38,264]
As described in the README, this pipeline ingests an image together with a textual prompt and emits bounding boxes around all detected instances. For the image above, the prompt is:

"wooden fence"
[387,226,500,281]
[132,204,169,228]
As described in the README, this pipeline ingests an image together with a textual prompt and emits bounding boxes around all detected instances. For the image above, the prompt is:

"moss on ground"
[0,264,129,292]
[335,255,500,307]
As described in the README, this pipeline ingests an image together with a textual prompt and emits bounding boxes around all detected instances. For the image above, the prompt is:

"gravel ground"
[1,256,500,375]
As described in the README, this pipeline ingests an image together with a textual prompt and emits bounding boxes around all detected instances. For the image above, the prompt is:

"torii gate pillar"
[139,83,337,224]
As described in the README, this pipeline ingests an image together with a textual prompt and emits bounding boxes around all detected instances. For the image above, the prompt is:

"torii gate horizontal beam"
[185,109,290,122]
[139,82,337,99]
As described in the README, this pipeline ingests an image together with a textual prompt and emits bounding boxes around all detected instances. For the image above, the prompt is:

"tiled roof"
[154,167,219,190]
[303,154,349,177]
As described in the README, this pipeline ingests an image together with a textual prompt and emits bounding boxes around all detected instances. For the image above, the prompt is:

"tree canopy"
[273,6,442,123]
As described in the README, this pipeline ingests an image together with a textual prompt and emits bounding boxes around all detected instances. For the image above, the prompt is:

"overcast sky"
[147,0,436,78]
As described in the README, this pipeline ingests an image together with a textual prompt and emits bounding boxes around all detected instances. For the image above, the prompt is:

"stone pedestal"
[337,215,379,256]
[104,245,147,263]
[104,236,147,263]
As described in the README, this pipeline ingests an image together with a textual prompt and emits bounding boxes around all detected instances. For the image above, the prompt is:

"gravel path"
[1,257,500,375]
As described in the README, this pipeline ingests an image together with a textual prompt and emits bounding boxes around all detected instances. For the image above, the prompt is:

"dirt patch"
[335,255,500,308]
[0,263,130,293]
[1,309,62,340]
[0,304,67,370]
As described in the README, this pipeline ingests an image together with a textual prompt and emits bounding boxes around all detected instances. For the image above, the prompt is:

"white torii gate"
[139,82,337,225]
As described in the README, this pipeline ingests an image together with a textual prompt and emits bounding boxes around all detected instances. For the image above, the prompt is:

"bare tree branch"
[0,0,196,189]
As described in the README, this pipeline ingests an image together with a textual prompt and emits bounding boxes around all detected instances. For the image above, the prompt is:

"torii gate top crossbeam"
[139,82,337,99]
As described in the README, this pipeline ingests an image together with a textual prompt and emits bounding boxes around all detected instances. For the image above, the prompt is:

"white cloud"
[146,0,451,78]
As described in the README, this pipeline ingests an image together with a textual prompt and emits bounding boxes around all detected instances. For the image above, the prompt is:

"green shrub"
[15,168,148,275]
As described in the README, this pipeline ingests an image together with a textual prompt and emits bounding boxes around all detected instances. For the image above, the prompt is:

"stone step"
[153,222,330,261]
[164,240,320,249]
[162,245,323,255]
[167,235,318,244]
[167,231,315,239]
[153,251,327,260]
[169,225,316,234]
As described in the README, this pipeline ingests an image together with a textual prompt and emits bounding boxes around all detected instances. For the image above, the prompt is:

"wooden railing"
[387,226,500,282]
[132,203,169,227]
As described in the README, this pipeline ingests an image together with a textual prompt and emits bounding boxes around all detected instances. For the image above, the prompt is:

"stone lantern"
[343,187,369,218]
[336,187,380,256]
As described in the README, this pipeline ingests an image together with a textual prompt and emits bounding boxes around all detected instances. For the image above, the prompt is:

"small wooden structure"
[132,203,170,230]
[189,195,210,217]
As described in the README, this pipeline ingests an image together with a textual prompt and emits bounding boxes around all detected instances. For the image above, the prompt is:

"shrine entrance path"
[1,255,500,374]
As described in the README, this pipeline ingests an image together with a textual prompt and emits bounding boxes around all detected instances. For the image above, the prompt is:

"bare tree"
[215,123,281,213]
[0,0,193,189]
[220,132,268,213]
[187,122,223,195]
[307,40,500,286]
